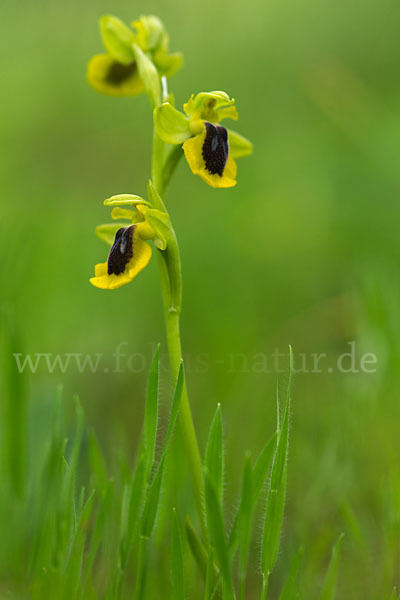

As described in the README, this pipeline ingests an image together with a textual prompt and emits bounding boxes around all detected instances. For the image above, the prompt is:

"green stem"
[151,127,206,538]
[261,573,269,600]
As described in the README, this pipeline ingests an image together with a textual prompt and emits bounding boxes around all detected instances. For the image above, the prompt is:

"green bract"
[133,43,160,107]
[154,103,191,144]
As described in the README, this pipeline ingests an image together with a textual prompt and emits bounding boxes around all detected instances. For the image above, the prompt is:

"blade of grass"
[279,547,303,600]
[159,361,184,464]
[141,456,165,539]
[63,489,96,600]
[171,508,185,600]
[204,547,216,600]
[204,403,224,504]
[252,432,278,505]
[185,516,209,580]
[204,468,235,600]
[260,347,294,597]
[1,312,27,498]
[238,452,253,600]
[120,454,146,568]
[229,431,277,556]
[88,429,108,493]
[144,344,160,482]
[320,534,344,600]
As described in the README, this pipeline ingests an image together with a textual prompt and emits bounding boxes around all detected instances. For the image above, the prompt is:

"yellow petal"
[111,207,137,221]
[182,131,237,189]
[87,54,144,97]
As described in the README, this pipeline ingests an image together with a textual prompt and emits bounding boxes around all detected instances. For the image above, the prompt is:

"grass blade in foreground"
[238,452,253,600]
[279,547,303,600]
[143,344,160,482]
[204,468,235,600]
[204,403,224,504]
[260,346,294,599]
[135,358,184,599]
[320,533,344,600]
[171,508,185,600]
[228,431,277,556]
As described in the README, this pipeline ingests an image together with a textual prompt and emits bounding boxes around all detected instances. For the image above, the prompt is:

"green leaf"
[69,395,84,474]
[261,465,288,580]
[204,547,215,600]
[227,129,253,159]
[88,429,108,492]
[320,534,344,600]
[133,43,160,107]
[84,481,114,585]
[252,431,278,505]
[261,347,294,580]
[279,547,303,600]
[228,431,277,555]
[140,457,165,538]
[63,489,96,600]
[204,469,234,600]
[389,588,398,600]
[144,344,159,482]
[204,404,224,504]
[99,15,135,65]
[154,102,190,144]
[159,361,184,463]
[238,452,253,600]
[185,516,209,580]
[171,508,185,600]
[120,454,146,568]
[1,311,27,498]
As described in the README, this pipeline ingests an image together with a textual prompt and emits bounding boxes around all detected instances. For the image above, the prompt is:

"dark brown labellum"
[105,61,137,86]
[202,122,229,176]
[107,226,134,275]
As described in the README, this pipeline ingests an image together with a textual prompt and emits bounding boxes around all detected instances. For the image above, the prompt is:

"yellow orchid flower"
[154,91,253,188]
[87,15,182,97]
[90,195,171,290]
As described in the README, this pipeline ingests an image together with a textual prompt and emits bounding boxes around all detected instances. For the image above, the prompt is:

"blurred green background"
[2,0,400,596]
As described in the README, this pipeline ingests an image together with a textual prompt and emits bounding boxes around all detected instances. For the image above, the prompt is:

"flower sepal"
[99,15,136,65]
[226,129,253,159]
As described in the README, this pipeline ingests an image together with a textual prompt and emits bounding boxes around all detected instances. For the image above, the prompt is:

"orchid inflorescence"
[88,14,252,291]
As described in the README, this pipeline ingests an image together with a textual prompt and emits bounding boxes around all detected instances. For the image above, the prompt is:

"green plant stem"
[261,573,269,600]
[151,127,206,539]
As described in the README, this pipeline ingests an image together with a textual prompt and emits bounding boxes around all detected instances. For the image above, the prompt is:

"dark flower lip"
[202,122,229,177]
[107,226,135,275]
[105,61,137,86]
